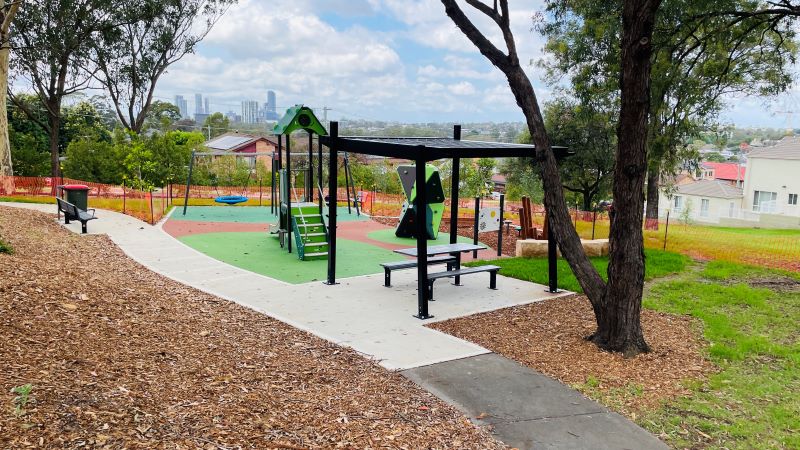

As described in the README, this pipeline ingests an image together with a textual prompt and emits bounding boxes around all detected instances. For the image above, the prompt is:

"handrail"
[290,174,310,241]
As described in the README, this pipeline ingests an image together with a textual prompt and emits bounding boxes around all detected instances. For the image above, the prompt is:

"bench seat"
[380,255,456,287]
[426,264,501,299]
[56,198,97,234]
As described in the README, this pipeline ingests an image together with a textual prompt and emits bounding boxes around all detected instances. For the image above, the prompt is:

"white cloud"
[448,81,476,95]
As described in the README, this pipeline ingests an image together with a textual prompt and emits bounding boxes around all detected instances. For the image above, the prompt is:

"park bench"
[380,255,457,287]
[56,198,97,234]
[426,265,501,300]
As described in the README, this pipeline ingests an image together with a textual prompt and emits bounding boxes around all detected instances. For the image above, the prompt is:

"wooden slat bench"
[426,265,501,300]
[56,198,97,234]
[380,255,457,287]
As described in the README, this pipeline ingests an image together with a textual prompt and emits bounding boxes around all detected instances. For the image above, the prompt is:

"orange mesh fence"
[0,176,169,225]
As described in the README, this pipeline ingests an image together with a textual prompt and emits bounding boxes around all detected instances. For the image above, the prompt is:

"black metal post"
[286,134,292,253]
[663,211,670,251]
[318,137,324,214]
[592,210,597,240]
[270,158,275,214]
[498,193,504,257]
[308,132,313,202]
[547,214,559,293]
[344,153,352,214]
[326,122,339,285]
[473,197,480,258]
[415,157,431,319]
[450,124,461,245]
[182,150,195,215]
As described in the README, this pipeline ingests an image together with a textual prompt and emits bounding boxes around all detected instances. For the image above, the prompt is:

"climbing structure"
[273,105,330,261]
[395,164,445,240]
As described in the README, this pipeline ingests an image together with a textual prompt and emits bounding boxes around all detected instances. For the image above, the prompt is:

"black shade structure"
[320,121,569,319]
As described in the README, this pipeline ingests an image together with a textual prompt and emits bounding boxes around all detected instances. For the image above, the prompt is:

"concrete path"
[404,354,668,450]
[2,202,667,449]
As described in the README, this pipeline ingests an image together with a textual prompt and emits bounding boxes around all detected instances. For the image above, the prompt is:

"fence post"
[259,176,263,206]
[149,189,154,225]
[473,197,480,258]
[663,211,670,251]
[592,210,597,240]
[497,194,504,257]
[122,180,126,214]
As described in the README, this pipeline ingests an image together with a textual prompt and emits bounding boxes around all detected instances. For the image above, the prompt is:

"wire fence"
[0,176,170,225]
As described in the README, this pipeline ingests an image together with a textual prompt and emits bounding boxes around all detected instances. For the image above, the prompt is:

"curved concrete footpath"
[2,202,667,449]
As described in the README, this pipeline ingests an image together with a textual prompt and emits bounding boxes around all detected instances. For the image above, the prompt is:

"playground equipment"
[182,151,271,214]
[395,164,445,240]
[272,105,352,261]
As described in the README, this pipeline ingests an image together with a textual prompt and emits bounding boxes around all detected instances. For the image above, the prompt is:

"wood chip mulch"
[0,206,505,449]
[429,295,715,417]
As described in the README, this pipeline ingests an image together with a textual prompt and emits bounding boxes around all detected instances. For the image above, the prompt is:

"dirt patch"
[429,295,714,416]
[746,276,800,292]
[0,206,504,449]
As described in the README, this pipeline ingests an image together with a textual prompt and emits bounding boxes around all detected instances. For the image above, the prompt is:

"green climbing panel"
[395,164,445,240]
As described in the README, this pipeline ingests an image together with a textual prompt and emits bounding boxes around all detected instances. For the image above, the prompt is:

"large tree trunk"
[0,43,11,177]
[644,165,660,230]
[587,0,660,357]
[49,113,61,178]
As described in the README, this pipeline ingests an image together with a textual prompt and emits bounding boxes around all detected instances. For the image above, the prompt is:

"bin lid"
[62,184,90,190]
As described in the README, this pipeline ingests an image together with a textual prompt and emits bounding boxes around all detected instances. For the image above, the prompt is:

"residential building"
[659,179,744,224]
[204,132,279,168]
[699,162,746,187]
[742,136,800,219]
[241,100,260,124]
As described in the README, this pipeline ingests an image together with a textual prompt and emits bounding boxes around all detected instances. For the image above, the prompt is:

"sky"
[154,0,800,127]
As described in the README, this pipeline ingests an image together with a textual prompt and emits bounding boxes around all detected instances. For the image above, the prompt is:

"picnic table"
[394,243,489,288]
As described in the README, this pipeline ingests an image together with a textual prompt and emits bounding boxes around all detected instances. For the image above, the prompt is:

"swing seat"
[215,195,249,205]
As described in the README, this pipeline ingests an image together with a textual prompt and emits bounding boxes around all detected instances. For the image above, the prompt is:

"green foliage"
[0,238,12,254]
[642,262,800,448]
[144,100,182,131]
[62,138,122,184]
[459,158,496,198]
[203,112,230,138]
[467,249,688,293]
[10,384,33,418]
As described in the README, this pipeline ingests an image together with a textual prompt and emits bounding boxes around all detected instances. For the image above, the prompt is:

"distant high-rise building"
[241,100,260,124]
[195,93,203,114]
[174,95,188,119]
[204,97,210,115]
[266,90,278,120]
[225,111,241,123]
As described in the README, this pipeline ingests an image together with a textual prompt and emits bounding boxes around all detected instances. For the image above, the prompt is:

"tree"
[202,112,230,138]
[93,0,233,133]
[8,93,49,176]
[518,98,616,210]
[144,100,181,131]
[441,0,659,356]
[10,0,124,177]
[0,0,21,177]
[540,0,797,229]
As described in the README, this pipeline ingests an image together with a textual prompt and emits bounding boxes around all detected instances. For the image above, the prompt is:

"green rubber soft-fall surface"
[172,206,369,224]
[178,231,395,284]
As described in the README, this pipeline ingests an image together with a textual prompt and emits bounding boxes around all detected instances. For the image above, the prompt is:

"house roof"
[700,162,746,181]
[677,180,743,199]
[748,136,800,160]
[205,132,277,152]
[492,174,507,184]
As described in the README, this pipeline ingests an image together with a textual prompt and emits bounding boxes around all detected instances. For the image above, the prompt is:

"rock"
[515,239,609,258]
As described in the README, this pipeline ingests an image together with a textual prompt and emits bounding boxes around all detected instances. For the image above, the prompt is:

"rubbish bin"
[60,184,90,211]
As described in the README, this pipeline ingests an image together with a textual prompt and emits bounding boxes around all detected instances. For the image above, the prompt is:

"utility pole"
[207,125,211,140]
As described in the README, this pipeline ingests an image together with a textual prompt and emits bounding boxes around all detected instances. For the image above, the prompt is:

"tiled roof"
[748,136,800,160]
[701,162,746,181]
[677,180,743,199]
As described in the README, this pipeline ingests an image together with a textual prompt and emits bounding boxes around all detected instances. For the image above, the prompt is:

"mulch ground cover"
[0,206,504,449]
[429,295,715,418]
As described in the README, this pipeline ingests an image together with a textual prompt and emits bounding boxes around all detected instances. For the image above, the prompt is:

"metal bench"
[56,198,97,234]
[380,255,457,287]
[426,265,501,300]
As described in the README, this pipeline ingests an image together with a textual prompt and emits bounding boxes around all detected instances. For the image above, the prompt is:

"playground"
[163,205,492,284]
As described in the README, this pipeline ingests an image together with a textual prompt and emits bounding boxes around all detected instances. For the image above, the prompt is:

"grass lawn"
[640,261,800,449]
[467,248,689,292]
[471,251,799,448]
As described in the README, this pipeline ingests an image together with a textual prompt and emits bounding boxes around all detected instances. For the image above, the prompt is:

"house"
[491,173,507,193]
[659,179,743,223]
[699,162,746,187]
[204,132,278,168]
[742,137,800,219]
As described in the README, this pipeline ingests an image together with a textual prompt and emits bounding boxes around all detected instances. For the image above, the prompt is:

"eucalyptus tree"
[0,0,21,177]
[540,0,797,228]
[93,0,234,133]
[441,0,661,356]
[10,0,125,177]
